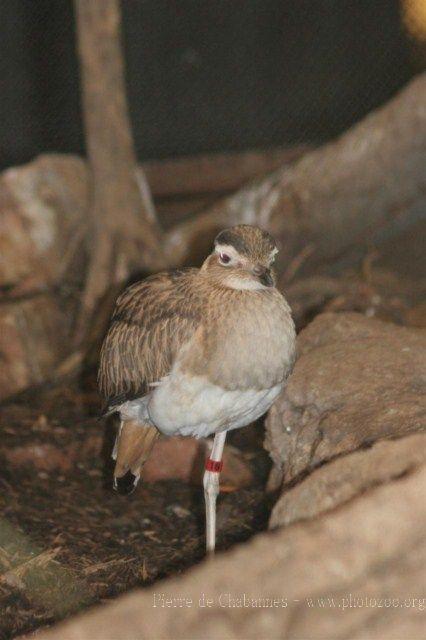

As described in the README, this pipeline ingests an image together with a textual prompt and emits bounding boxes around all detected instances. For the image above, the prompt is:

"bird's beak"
[252,265,274,287]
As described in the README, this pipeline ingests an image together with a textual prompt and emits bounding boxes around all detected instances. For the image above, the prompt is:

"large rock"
[26,462,426,640]
[0,155,88,398]
[270,431,426,528]
[265,312,426,487]
[0,294,72,399]
[0,154,87,291]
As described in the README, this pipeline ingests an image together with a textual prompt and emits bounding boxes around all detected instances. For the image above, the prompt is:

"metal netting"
[0,0,425,169]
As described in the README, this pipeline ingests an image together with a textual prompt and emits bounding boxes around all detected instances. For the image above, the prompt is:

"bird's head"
[202,224,278,290]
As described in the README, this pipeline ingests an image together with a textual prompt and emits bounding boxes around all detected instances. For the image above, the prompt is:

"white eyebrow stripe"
[214,244,242,260]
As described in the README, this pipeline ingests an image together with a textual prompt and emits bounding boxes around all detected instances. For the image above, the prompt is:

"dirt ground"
[0,378,273,640]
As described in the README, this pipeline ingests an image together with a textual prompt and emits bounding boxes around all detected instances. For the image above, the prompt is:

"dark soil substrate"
[0,379,273,640]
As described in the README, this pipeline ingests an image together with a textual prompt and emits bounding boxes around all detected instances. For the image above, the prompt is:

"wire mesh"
[0,0,425,169]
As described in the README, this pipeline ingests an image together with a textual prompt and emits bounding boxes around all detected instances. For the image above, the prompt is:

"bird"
[98,224,296,553]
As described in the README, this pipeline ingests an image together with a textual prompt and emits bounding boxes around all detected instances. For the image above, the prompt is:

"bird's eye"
[219,253,231,264]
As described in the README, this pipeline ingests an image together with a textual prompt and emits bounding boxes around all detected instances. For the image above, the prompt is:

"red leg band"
[205,458,223,473]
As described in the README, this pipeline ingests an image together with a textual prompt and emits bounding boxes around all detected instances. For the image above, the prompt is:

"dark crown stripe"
[214,230,248,255]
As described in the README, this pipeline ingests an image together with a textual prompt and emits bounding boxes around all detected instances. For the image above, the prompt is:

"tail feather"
[113,420,159,495]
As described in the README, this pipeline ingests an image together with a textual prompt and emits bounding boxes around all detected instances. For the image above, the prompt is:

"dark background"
[0,0,422,170]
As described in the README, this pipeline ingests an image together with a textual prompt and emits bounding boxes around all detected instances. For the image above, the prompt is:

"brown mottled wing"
[98,269,202,413]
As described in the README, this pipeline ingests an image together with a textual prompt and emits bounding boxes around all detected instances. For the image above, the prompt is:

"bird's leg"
[203,430,227,555]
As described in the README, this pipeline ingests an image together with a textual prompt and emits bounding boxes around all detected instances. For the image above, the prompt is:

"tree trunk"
[73,0,165,343]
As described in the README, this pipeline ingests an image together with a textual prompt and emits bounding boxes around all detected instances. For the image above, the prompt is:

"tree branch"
[164,74,426,274]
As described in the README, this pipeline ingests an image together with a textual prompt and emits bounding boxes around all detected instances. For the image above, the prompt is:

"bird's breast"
[183,289,296,391]
[146,290,296,438]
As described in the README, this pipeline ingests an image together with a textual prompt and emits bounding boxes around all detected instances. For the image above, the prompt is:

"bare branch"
[165,74,426,273]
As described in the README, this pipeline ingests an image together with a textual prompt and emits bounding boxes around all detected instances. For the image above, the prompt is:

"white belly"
[147,372,283,438]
